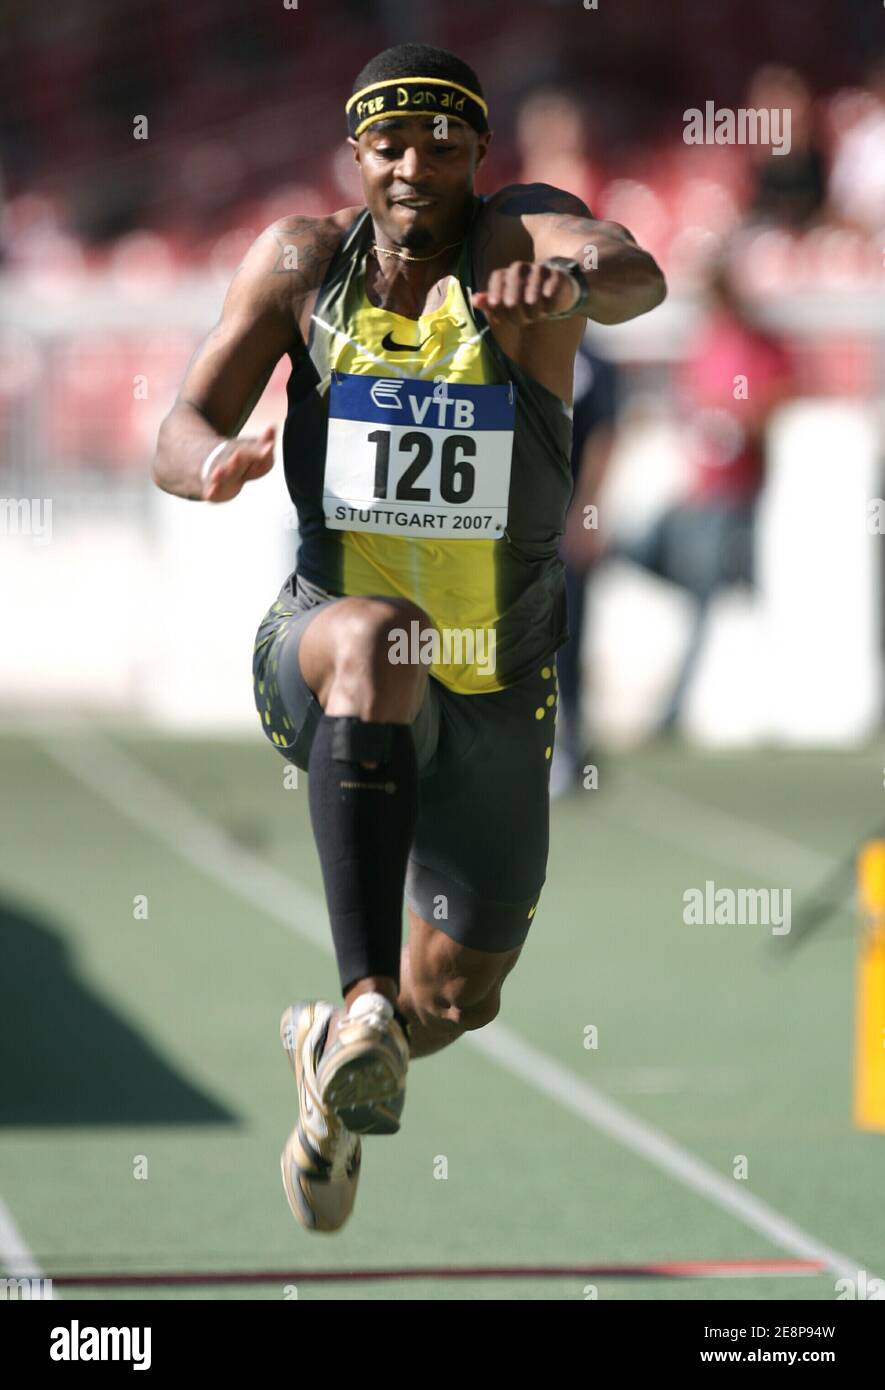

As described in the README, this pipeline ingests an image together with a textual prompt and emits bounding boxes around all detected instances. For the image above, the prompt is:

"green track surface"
[2,727,884,1301]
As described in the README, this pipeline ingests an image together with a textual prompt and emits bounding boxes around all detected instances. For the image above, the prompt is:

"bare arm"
[472,184,666,327]
[151,221,303,502]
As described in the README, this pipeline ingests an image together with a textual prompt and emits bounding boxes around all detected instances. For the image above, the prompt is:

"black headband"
[346,76,489,139]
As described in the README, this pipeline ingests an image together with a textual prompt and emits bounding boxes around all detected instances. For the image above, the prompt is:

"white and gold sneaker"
[279,1001,361,1234]
[315,991,411,1136]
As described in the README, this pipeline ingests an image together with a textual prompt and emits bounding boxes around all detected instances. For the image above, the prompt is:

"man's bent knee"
[307,597,433,718]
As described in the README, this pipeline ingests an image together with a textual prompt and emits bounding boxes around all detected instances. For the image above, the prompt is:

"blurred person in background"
[612,255,793,735]
[515,88,599,213]
[551,336,620,796]
[0,160,7,265]
[829,57,885,232]
[746,65,828,229]
[514,86,614,793]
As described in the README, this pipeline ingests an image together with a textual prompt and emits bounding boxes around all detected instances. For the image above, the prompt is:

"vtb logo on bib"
[324,374,516,540]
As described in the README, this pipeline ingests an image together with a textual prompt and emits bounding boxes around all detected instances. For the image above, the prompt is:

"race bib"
[323,373,516,540]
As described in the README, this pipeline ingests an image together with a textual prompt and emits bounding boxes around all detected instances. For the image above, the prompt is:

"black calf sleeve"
[307,714,418,994]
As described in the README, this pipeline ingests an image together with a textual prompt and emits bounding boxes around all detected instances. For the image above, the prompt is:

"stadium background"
[2,0,885,1303]
[3,0,884,740]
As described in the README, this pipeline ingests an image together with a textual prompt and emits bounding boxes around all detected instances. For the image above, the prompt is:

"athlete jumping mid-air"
[152,44,666,1232]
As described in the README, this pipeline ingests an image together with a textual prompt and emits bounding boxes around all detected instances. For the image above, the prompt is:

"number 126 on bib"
[323,374,516,541]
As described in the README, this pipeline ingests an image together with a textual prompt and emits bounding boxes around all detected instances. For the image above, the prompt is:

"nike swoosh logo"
[381,332,431,353]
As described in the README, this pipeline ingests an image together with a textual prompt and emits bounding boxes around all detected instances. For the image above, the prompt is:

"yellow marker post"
[854,842,885,1131]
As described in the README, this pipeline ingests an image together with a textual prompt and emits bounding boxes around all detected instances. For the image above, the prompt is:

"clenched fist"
[203,424,276,502]
[471,261,582,327]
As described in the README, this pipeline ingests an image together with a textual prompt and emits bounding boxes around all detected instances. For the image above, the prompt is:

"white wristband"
[200,440,228,484]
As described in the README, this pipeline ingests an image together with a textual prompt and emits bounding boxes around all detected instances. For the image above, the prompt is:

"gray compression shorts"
[252,572,560,953]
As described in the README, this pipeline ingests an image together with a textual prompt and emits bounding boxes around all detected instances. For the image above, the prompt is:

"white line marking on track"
[44,729,329,953]
[605,769,838,884]
[469,1024,868,1282]
[0,1197,55,1295]
[37,729,880,1285]
[594,1065,745,1095]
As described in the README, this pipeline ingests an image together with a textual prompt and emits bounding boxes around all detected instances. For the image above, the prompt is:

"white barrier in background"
[142,450,296,731]
[0,431,296,731]
[589,400,882,747]
[2,401,882,744]
[1,515,157,710]
[755,400,882,744]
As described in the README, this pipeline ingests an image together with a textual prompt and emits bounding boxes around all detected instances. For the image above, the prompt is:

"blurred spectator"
[829,58,885,232]
[515,88,599,212]
[1,1,878,276]
[552,338,620,796]
[515,81,615,790]
[0,159,7,266]
[611,256,794,734]
[746,66,827,229]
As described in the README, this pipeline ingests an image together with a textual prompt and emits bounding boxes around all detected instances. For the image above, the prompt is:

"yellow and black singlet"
[281,195,574,694]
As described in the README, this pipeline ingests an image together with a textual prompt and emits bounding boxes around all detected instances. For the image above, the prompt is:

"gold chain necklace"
[372,238,463,263]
